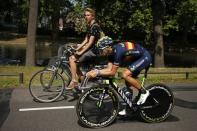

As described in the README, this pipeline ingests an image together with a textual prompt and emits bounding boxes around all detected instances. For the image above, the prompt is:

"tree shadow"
[117,113,179,123]
[32,90,79,103]
[0,88,13,128]
[174,98,197,109]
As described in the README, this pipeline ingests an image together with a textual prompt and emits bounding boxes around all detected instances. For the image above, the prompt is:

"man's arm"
[99,62,119,76]
[76,35,95,55]
[86,62,119,78]
[76,36,88,51]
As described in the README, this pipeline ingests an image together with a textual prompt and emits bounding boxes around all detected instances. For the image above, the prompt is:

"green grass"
[0,66,197,88]
[0,66,43,88]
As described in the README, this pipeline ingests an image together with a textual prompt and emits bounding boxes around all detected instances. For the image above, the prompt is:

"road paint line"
[19,106,75,112]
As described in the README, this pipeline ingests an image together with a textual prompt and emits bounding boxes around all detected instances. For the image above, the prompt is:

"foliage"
[176,0,197,32]
[4,0,195,42]
[38,0,73,29]
[17,0,29,30]
[65,3,87,33]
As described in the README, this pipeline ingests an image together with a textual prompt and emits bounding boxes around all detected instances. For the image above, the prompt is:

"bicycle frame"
[80,71,158,110]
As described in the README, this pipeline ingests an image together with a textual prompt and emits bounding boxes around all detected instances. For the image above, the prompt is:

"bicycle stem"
[79,76,89,90]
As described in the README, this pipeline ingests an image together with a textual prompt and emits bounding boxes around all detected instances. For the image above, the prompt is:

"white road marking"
[19,106,75,112]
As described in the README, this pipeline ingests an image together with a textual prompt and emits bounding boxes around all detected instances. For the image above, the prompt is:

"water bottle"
[122,86,133,100]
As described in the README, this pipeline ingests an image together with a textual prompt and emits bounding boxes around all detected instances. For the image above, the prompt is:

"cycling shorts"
[128,50,152,77]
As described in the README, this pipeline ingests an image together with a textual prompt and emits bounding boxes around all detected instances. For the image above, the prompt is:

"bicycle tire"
[29,69,65,103]
[139,83,174,123]
[61,63,72,87]
[82,79,110,101]
[76,86,119,128]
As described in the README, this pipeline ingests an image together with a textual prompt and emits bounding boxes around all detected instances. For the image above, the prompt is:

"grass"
[0,66,43,88]
[0,66,197,88]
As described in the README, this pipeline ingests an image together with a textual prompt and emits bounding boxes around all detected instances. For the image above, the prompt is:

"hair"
[84,8,95,17]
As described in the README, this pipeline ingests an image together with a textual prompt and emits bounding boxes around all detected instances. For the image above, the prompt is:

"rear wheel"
[76,86,119,128]
[139,83,174,122]
[29,69,65,103]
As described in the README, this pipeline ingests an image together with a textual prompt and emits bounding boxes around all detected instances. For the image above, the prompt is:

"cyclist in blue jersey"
[86,37,152,115]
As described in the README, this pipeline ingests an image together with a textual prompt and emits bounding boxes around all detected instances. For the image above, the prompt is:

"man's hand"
[86,70,97,78]
[75,51,82,56]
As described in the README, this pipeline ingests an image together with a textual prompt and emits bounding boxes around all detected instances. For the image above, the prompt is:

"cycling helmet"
[96,36,113,50]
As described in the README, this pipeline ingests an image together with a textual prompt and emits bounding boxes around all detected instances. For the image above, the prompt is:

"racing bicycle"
[76,65,174,128]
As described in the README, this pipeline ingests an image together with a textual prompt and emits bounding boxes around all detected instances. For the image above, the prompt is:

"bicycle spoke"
[29,70,64,103]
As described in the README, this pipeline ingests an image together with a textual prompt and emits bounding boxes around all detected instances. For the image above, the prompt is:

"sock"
[140,88,146,94]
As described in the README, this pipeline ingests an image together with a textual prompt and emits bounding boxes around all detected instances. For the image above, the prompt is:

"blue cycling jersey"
[109,42,146,66]
[108,42,152,77]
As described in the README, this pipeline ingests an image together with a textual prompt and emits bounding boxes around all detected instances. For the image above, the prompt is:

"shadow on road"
[175,98,197,110]
[116,114,179,123]
[0,88,13,128]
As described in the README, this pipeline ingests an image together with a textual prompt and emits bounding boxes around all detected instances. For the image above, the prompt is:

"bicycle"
[76,65,174,128]
[29,45,107,103]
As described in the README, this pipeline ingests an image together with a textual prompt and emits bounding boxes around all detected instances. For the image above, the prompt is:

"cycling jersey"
[108,42,152,77]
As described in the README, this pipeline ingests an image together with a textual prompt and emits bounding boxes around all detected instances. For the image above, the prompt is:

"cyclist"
[86,37,152,115]
[65,8,105,89]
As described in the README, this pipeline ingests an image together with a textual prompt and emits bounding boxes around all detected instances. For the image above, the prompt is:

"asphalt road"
[0,84,197,131]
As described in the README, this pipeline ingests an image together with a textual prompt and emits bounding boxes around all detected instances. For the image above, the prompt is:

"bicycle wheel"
[76,86,119,128]
[83,78,110,101]
[139,83,174,122]
[61,63,72,88]
[29,69,65,103]
[46,63,71,89]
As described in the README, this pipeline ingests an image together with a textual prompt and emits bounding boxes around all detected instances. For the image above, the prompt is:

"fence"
[0,73,24,84]
[145,72,197,79]
[117,71,197,79]
[0,71,196,85]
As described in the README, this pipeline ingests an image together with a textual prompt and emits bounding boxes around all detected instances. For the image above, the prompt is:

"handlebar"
[62,45,76,58]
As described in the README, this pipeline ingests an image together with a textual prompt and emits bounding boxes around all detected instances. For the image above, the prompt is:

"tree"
[176,0,197,44]
[38,0,73,41]
[17,0,29,32]
[152,0,165,67]
[25,0,38,66]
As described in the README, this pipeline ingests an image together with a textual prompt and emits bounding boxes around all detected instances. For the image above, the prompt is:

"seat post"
[141,65,150,88]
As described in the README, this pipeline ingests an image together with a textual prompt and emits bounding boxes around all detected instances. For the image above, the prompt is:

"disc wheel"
[140,84,174,122]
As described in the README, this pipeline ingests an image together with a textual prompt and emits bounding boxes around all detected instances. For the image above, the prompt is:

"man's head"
[84,8,95,25]
[97,36,113,56]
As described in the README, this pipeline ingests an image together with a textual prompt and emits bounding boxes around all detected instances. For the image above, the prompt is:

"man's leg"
[122,69,149,105]
[122,69,141,89]
[77,50,96,82]
[67,55,78,89]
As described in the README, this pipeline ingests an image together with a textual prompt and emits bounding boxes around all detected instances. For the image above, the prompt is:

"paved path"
[0,83,197,131]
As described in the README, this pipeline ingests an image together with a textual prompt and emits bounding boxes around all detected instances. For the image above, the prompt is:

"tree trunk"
[25,0,38,66]
[153,20,165,67]
[152,0,165,67]
[51,16,59,42]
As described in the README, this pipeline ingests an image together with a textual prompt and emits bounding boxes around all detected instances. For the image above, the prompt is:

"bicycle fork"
[96,88,107,108]
[42,70,58,91]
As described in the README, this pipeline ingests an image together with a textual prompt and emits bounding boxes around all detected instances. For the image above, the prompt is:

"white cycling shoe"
[137,90,150,105]
[118,109,126,116]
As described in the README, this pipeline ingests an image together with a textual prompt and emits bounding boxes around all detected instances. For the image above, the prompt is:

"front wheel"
[139,83,174,123]
[76,86,119,128]
[29,69,65,103]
